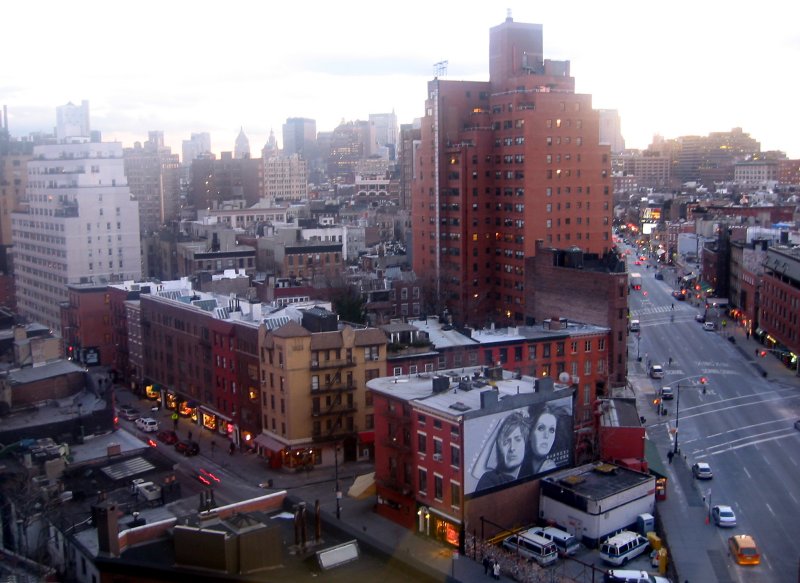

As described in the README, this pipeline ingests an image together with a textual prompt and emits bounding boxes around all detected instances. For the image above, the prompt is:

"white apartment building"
[12,140,142,331]
[264,154,308,202]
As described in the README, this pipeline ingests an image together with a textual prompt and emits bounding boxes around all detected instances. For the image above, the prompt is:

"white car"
[703,322,716,331]
[712,505,737,527]
[135,417,159,433]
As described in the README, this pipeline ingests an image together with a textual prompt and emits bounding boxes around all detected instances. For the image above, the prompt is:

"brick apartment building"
[369,368,573,548]
[525,245,629,388]
[412,16,612,327]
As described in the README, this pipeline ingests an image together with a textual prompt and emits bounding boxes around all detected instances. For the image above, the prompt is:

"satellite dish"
[558,372,570,383]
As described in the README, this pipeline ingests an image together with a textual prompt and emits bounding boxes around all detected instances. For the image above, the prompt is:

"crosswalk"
[630,305,690,317]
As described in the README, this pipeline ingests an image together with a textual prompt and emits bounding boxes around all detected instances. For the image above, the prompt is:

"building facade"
[264,154,308,202]
[12,139,142,331]
[412,16,613,328]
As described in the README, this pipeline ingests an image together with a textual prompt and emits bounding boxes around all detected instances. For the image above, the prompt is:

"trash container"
[637,513,655,535]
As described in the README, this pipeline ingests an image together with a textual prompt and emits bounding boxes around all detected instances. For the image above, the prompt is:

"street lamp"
[334,443,341,519]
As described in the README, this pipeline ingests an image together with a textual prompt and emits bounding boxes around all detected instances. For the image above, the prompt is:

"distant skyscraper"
[13,107,141,331]
[56,100,90,142]
[181,132,211,164]
[262,129,279,159]
[234,127,251,159]
[124,132,181,234]
[398,121,421,210]
[598,109,625,154]
[282,118,316,158]
[369,112,398,160]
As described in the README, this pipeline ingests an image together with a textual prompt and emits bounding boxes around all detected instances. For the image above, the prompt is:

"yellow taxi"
[728,534,760,565]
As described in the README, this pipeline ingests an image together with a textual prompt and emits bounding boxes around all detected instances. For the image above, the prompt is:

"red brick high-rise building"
[412,16,612,327]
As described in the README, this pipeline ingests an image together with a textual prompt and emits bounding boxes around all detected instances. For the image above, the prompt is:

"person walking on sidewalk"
[483,555,492,575]
[492,560,500,580]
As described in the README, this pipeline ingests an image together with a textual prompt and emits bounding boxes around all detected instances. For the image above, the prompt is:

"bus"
[629,273,642,290]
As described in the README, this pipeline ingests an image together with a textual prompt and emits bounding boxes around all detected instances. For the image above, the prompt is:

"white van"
[604,569,671,583]
[629,320,640,332]
[599,531,649,566]
[502,529,559,567]
[540,526,580,556]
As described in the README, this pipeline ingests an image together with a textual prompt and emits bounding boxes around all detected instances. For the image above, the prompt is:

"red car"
[156,430,179,444]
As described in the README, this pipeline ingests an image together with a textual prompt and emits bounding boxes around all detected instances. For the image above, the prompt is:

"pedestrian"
[668,356,673,366]
[492,559,500,580]
[667,450,674,464]
[483,556,492,575]
[229,442,235,456]
[188,430,193,442]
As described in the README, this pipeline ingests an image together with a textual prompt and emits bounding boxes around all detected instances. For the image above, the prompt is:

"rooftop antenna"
[506,8,513,21]
[433,60,448,78]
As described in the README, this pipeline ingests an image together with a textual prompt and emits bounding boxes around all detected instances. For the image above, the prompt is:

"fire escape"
[310,356,357,442]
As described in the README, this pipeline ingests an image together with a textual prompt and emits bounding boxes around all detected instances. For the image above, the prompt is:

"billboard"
[464,394,573,496]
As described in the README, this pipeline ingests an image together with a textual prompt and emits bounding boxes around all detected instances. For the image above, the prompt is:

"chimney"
[534,377,554,393]
[480,389,499,409]
[93,501,120,557]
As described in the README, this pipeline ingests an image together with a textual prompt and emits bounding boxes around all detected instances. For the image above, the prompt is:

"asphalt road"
[627,252,800,583]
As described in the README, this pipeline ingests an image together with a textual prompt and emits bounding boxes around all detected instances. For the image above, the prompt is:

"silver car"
[712,505,737,527]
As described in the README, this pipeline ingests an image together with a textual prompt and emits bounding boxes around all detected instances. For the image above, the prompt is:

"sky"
[3,0,799,159]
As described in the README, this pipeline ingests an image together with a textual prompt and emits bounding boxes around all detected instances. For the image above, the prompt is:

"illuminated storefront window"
[165,393,177,410]
[201,411,217,431]
[145,384,160,401]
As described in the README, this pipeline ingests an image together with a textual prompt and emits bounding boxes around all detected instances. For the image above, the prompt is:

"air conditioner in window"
[311,361,319,367]
[571,375,580,384]
[432,453,442,461]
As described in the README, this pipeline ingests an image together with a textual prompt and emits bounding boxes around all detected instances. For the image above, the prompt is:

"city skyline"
[2,1,799,159]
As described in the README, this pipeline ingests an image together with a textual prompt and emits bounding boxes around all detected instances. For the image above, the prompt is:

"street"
[626,249,800,583]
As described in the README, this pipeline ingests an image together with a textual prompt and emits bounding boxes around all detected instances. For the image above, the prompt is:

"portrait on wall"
[464,394,573,496]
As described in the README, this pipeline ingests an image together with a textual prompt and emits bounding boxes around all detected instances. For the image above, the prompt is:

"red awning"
[254,433,287,452]
[359,431,375,444]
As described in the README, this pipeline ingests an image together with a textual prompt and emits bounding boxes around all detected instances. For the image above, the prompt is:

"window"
[542,344,551,358]
[434,474,443,500]
[450,444,460,468]
[418,469,428,495]
[433,438,443,456]
[417,432,427,454]
[451,481,461,508]
[584,340,592,352]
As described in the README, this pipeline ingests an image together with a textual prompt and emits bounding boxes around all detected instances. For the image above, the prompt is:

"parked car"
[703,322,716,331]
[175,440,200,456]
[728,534,760,565]
[117,405,140,421]
[135,417,159,433]
[156,430,179,444]
[695,314,706,322]
[692,462,713,479]
[660,386,674,400]
[712,505,737,527]
[654,272,664,280]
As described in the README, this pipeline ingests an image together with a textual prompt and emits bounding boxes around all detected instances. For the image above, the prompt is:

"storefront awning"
[254,433,287,452]
[358,431,375,444]
[347,472,376,500]
[644,438,668,480]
